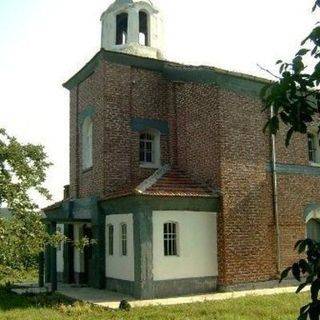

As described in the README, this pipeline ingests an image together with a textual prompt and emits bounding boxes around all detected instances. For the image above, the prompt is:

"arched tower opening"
[116,12,128,45]
[139,11,149,46]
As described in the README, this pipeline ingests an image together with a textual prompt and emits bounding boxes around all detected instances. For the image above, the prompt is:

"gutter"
[270,107,281,275]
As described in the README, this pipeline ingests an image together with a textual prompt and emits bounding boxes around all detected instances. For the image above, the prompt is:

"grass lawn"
[0,287,310,320]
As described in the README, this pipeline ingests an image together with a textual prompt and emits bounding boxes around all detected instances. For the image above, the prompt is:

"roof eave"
[62,48,272,95]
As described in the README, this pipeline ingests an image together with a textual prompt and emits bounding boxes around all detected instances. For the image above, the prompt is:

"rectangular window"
[308,133,317,163]
[108,225,114,256]
[121,224,127,256]
[164,222,178,256]
[140,133,154,164]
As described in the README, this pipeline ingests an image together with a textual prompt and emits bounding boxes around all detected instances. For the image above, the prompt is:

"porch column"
[38,251,45,287]
[91,203,105,289]
[73,223,85,285]
[134,210,154,299]
[50,222,57,292]
[63,224,74,283]
[44,224,51,284]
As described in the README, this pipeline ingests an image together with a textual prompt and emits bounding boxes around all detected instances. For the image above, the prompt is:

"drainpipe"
[270,106,281,275]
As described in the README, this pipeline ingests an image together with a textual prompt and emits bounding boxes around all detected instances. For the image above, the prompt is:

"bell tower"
[101,0,164,59]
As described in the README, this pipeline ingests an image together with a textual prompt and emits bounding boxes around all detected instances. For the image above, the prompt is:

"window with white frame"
[82,117,93,170]
[108,224,114,256]
[120,223,127,256]
[308,132,320,164]
[139,129,160,168]
[307,219,320,242]
[140,133,154,163]
[163,222,178,256]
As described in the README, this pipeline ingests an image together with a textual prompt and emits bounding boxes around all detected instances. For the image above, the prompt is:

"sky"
[0,0,317,208]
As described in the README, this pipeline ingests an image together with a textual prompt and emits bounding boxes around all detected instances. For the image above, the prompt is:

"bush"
[119,300,131,311]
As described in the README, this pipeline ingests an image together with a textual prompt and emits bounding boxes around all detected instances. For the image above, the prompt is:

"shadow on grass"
[0,286,75,311]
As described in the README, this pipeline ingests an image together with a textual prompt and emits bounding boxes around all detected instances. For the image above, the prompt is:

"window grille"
[108,225,114,256]
[308,133,317,163]
[164,222,178,256]
[121,224,127,256]
[140,133,154,163]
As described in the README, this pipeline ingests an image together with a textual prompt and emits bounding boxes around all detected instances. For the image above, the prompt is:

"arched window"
[307,219,320,242]
[108,224,114,256]
[120,223,127,256]
[116,12,128,45]
[139,129,161,168]
[139,11,149,46]
[308,133,319,163]
[82,117,93,170]
[163,222,178,256]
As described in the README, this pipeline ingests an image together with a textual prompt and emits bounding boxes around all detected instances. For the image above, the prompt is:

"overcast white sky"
[0,0,317,207]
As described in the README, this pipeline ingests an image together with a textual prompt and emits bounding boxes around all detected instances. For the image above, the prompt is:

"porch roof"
[43,166,216,216]
[102,166,216,200]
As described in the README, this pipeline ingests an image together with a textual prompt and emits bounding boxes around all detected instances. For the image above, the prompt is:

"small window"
[308,133,318,163]
[139,11,149,46]
[164,222,178,256]
[121,223,127,256]
[307,219,320,242]
[82,117,93,170]
[140,133,154,163]
[116,13,128,45]
[139,129,161,168]
[108,225,114,256]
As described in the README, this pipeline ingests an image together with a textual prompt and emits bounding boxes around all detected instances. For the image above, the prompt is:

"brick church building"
[44,0,320,299]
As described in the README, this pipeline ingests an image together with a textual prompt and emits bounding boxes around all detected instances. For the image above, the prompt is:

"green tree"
[280,240,320,320]
[0,128,51,281]
[261,0,320,146]
[262,2,320,319]
[0,128,96,286]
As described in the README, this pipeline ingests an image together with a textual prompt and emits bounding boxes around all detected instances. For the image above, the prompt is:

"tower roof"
[104,0,157,15]
[115,0,153,5]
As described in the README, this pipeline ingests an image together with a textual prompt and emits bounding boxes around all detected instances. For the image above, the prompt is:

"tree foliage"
[0,128,51,214]
[261,1,320,146]
[280,239,320,320]
[0,128,51,279]
[266,4,320,319]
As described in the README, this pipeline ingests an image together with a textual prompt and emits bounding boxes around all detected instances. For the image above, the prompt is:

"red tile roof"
[140,168,213,198]
[44,167,214,210]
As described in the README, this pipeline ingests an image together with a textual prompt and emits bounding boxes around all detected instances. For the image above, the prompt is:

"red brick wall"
[70,61,170,198]
[277,175,320,268]
[276,125,309,165]
[174,83,221,189]
[69,61,105,199]
[217,91,276,284]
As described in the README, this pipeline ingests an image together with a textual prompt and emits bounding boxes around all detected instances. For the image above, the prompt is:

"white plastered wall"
[152,211,218,281]
[56,224,64,273]
[105,214,135,281]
